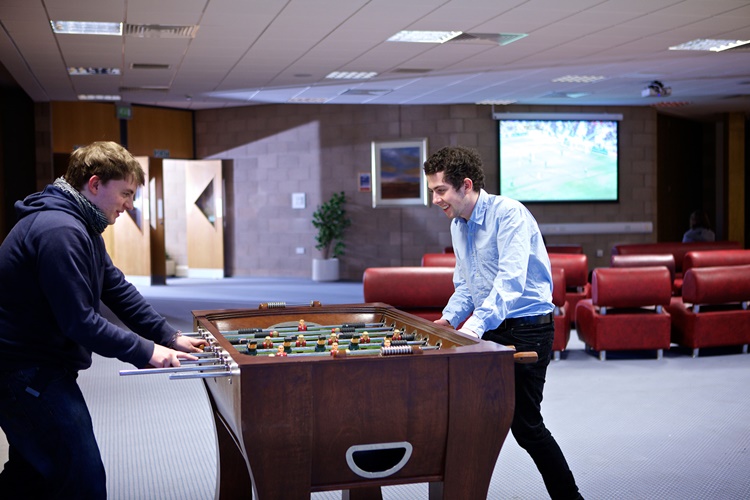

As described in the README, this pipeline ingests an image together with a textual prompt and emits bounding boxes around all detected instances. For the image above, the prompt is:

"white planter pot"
[312,258,339,282]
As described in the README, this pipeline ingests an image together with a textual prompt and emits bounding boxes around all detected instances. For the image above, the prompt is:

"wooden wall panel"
[51,102,120,153]
[127,106,194,159]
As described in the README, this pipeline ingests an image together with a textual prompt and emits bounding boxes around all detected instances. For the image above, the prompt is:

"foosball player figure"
[247,340,258,356]
[349,334,360,351]
[361,332,371,344]
[270,329,279,338]
[295,334,307,347]
[383,337,392,348]
[392,328,402,341]
[262,336,274,349]
[328,332,338,345]
[274,345,287,357]
[283,336,293,354]
[298,319,307,331]
[315,335,327,352]
[330,341,340,356]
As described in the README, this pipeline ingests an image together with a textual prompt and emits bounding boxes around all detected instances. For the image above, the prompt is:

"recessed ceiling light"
[552,75,605,83]
[288,97,331,103]
[543,91,590,99]
[78,94,121,101]
[51,21,122,36]
[476,99,516,105]
[387,31,462,43]
[326,71,378,80]
[68,67,121,75]
[669,39,750,52]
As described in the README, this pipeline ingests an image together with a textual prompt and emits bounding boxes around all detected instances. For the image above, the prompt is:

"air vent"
[131,63,171,70]
[447,33,527,46]
[119,86,170,93]
[341,89,392,96]
[391,68,432,74]
[124,24,198,38]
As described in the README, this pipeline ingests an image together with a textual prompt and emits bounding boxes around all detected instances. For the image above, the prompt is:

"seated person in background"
[682,209,715,242]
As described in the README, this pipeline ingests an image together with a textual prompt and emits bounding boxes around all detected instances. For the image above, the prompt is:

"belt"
[498,312,553,330]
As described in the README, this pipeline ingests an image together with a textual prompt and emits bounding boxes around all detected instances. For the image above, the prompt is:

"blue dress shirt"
[441,190,554,336]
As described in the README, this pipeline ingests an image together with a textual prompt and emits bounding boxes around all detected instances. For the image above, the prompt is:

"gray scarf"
[53,177,109,234]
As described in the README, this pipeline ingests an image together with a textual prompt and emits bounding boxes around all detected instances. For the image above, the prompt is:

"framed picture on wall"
[371,138,429,208]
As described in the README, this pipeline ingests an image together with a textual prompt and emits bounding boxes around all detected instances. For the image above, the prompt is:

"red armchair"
[551,267,570,360]
[548,253,590,325]
[666,265,750,357]
[575,267,672,361]
[610,253,677,294]
[682,249,750,272]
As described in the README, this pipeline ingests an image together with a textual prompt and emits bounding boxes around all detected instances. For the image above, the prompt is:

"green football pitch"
[500,134,617,201]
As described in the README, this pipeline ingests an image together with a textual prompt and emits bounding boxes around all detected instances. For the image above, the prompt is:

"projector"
[642,80,672,97]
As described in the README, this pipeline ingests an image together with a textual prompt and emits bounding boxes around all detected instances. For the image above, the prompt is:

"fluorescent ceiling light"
[288,97,331,103]
[476,99,516,105]
[669,39,750,52]
[552,75,605,83]
[326,71,378,80]
[387,31,462,43]
[78,94,121,101]
[51,21,122,36]
[68,67,121,75]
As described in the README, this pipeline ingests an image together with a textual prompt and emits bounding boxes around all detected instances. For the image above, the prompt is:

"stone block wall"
[194,103,657,279]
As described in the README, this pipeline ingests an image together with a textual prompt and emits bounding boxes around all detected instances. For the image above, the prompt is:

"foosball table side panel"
[442,351,515,499]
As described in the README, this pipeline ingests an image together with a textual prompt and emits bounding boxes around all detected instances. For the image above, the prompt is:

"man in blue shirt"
[424,146,582,500]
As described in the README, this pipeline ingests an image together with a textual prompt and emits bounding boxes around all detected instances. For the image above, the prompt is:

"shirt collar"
[469,189,489,225]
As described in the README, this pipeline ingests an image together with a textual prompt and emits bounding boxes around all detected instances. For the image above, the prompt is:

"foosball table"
[125,302,517,499]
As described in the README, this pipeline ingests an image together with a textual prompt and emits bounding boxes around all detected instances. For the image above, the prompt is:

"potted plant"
[311,191,351,281]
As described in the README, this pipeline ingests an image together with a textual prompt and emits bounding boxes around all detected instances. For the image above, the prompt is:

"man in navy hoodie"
[0,141,206,499]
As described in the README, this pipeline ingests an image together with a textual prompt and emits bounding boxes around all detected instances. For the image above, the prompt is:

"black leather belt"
[498,312,553,330]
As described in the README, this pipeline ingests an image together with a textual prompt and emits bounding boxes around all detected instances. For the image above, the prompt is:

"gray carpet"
[2,277,749,499]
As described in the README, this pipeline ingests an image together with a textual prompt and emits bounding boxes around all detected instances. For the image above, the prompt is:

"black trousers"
[483,320,583,500]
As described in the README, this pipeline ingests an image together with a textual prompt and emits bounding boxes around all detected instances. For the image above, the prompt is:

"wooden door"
[104,157,151,284]
[183,160,224,278]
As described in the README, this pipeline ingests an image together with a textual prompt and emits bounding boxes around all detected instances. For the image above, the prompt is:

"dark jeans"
[483,321,583,500]
[0,366,106,499]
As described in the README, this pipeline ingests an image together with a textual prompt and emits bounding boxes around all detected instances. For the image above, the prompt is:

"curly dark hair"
[64,141,145,189]
[423,146,485,192]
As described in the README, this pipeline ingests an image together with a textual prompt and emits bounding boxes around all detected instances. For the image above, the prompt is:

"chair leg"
[553,350,561,361]
[598,350,606,361]
[692,348,699,358]
[743,344,748,354]
[656,349,663,360]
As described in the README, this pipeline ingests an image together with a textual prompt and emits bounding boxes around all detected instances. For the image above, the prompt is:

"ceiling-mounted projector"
[642,80,671,97]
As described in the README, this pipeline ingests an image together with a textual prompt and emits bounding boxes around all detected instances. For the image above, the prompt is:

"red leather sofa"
[666,264,750,357]
[362,266,455,322]
[421,253,457,267]
[575,267,673,360]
